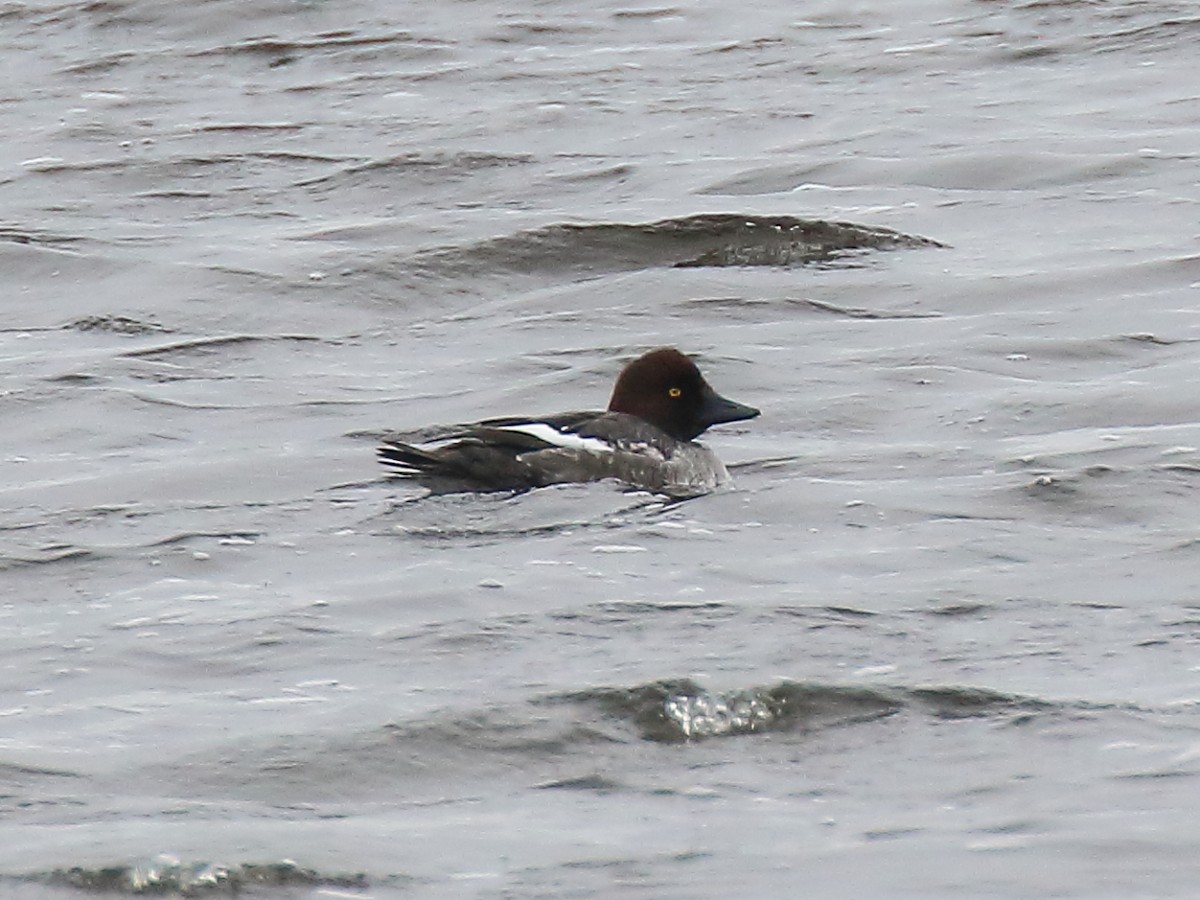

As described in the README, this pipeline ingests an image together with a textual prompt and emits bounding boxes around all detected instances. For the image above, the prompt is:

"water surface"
[2,0,1199,897]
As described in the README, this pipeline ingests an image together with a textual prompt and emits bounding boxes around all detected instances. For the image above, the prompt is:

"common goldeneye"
[378,347,759,497]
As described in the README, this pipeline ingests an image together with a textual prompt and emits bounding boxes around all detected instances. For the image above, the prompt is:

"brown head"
[606,347,759,441]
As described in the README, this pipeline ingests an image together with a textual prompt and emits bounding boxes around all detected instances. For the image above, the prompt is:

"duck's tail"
[377,440,443,478]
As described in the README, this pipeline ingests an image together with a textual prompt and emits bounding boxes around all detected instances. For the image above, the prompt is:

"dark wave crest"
[22,857,369,897]
[411,213,942,280]
[554,678,1052,743]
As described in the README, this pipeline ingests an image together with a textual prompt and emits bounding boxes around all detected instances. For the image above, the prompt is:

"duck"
[378,347,758,497]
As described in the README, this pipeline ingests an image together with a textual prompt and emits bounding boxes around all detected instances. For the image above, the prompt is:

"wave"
[556,678,1052,743]
[408,213,942,281]
[18,857,368,897]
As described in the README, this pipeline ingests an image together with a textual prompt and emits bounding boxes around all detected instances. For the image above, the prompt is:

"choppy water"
[3,0,1200,897]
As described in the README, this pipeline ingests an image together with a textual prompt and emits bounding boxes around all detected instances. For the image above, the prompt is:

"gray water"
[3,0,1200,897]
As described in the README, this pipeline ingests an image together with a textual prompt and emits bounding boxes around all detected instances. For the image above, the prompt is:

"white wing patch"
[496,422,616,455]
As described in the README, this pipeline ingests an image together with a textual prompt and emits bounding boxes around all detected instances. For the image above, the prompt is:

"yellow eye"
[668,387,682,398]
